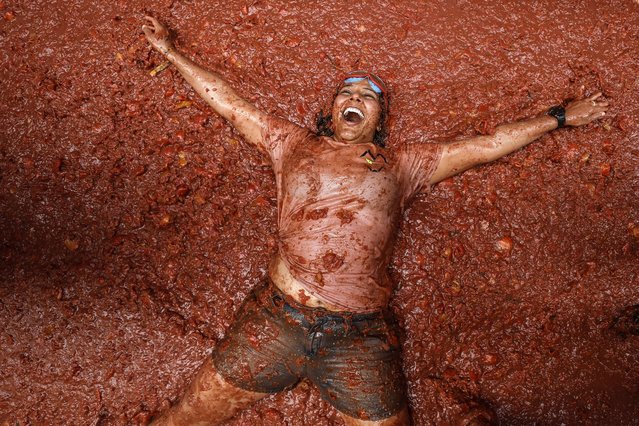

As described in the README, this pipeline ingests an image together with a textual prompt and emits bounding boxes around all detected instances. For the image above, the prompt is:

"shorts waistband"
[260,279,386,325]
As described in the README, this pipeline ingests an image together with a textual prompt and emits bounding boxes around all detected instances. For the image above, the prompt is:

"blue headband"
[343,77,383,95]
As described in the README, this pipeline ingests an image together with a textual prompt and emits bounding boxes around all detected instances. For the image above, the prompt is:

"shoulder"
[262,115,316,151]
[396,140,443,163]
[264,115,312,137]
[393,140,444,195]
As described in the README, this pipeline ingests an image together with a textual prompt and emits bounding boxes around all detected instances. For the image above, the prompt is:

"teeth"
[343,107,364,119]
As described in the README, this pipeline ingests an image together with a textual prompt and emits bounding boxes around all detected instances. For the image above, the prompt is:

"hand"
[565,92,609,127]
[142,16,174,56]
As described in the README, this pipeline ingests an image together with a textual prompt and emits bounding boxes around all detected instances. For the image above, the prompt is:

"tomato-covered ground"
[1,0,638,424]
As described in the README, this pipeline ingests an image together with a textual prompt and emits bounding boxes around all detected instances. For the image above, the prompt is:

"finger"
[589,92,603,101]
[149,17,162,30]
[144,15,159,28]
[142,26,154,38]
[596,101,609,107]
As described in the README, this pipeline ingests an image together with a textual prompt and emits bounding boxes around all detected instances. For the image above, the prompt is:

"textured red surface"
[1,0,638,424]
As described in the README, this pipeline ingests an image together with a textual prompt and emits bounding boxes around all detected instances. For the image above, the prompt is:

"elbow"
[468,137,496,166]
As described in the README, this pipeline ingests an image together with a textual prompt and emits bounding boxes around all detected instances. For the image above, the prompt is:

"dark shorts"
[212,281,407,421]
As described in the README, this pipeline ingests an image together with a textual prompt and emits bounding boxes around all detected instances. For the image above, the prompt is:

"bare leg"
[151,357,269,426]
[339,406,411,426]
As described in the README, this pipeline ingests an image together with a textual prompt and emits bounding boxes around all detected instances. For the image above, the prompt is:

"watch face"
[548,106,566,127]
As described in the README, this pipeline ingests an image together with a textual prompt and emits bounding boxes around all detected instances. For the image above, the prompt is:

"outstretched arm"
[142,16,267,148]
[429,93,610,184]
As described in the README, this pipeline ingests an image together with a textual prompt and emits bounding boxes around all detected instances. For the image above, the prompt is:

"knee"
[339,405,411,425]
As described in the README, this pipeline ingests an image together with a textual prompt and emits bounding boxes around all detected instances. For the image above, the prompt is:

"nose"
[349,92,362,102]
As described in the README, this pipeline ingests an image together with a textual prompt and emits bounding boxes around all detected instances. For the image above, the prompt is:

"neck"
[334,133,375,145]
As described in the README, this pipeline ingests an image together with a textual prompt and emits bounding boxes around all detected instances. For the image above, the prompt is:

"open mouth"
[343,107,365,124]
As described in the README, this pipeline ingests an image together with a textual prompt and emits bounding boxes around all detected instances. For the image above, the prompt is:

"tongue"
[345,111,363,124]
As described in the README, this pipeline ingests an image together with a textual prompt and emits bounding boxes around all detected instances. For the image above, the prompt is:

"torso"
[270,136,405,312]
[260,117,441,313]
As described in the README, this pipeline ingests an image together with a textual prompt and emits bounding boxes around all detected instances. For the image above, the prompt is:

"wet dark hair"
[315,91,389,148]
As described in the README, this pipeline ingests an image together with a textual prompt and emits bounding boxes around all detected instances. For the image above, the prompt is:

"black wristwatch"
[547,105,566,128]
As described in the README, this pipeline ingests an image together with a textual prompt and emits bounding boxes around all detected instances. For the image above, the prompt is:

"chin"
[338,133,360,143]
[336,126,366,142]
